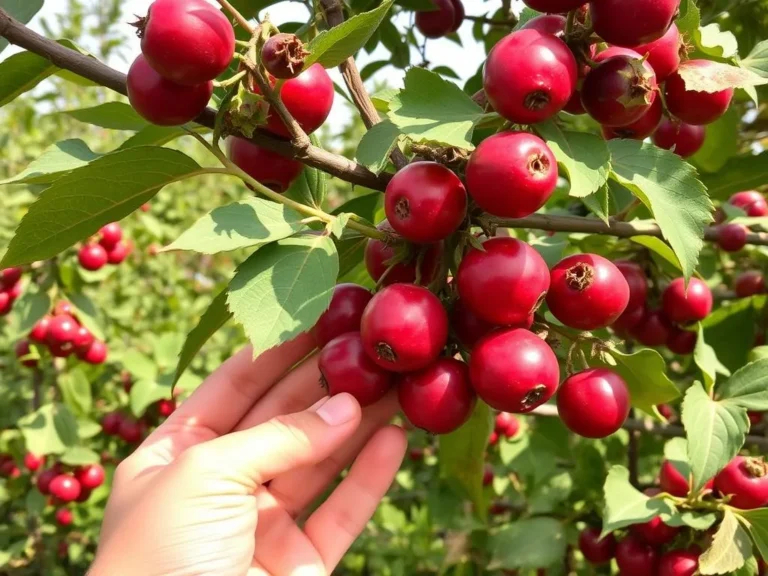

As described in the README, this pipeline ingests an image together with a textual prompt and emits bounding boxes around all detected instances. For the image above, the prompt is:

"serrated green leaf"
[59,446,100,466]
[717,359,768,411]
[696,23,739,59]
[609,140,713,281]
[283,166,327,209]
[12,288,50,335]
[678,60,768,93]
[355,120,400,174]
[0,147,204,267]
[118,124,208,149]
[682,382,748,492]
[630,235,684,274]
[702,297,759,372]
[676,0,701,39]
[57,368,92,418]
[228,235,338,358]
[739,508,768,563]
[330,213,351,239]
[512,7,541,30]
[0,139,101,185]
[371,87,399,113]
[699,509,751,575]
[490,517,566,570]
[62,102,148,131]
[388,67,483,149]
[700,152,768,200]
[68,293,105,340]
[122,350,157,382]
[0,0,44,55]
[664,510,717,530]
[742,40,768,79]
[17,404,79,455]
[600,466,676,536]
[695,323,731,392]
[582,184,610,224]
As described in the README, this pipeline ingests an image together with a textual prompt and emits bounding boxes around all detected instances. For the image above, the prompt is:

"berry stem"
[214,0,254,35]
[565,9,576,36]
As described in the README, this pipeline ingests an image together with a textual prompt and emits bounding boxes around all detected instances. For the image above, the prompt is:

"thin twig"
[215,0,254,35]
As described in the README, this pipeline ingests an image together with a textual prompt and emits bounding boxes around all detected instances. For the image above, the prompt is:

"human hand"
[90,332,405,576]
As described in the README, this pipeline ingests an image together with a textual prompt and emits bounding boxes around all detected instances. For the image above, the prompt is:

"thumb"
[178,393,362,486]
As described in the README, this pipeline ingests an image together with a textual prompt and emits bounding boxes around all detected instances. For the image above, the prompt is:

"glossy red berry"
[101,411,123,436]
[594,46,643,64]
[717,223,748,252]
[488,431,499,446]
[398,358,476,434]
[313,283,373,348]
[15,339,38,368]
[415,0,455,38]
[547,254,630,330]
[659,460,689,496]
[72,326,94,353]
[47,315,78,346]
[615,260,648,311]
[658,548,700,576]
[632,309,673,346]
[319,332,393,407]
[662,277,713,325]
[138,0,234,85]
[483,29,577,124]
[55,507,74,527]
[384,162,467,243]
[665,60,734,125]
[0,291,11,316]
[714,456,768,509]
[360,284,448,372]
[520,14,567,36]
[581,55,658,127]
[0,267,22,288]
[612,305,646,337]
[74,464,105,490]
[262,33,308,79]
[36,468,59,495]
[157,398,176,417]
[602,96,663,140]
[106,241,130,265]
[466,131,558,218]
[118,416,145,444]
[666,326,697,355]
[735,271,766,298]
[49,474,82,503]
[615,535,659,576]
[522,0,585,12]
[632,516,680,546]
[483,463,494,486]
[127,55,213,126]
[364,222,442,286]
[730,191,768,217]
[457,237,550,326]
[578,527,616,565]
[470,328,560,413]
[451,299,497,350]
[228,137,303,193]
[592,0,680,47]
[98,223,122,249]
[632,23,682,81]
[24,453,44,472]
[448,0,464,31]
[78,243,108,271]
[77,340,107,365]
[557,369,630,438]
[652,118,706,158]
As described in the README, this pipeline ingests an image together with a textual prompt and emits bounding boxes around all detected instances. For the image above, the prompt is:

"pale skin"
[90,332,406,576]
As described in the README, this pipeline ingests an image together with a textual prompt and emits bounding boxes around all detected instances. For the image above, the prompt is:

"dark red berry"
[6,281,22,301]
[409,447,424,461]
[0,292,11,316]
[483,463,494,486]
[615,260,648,311]
[360,284,448,372]
[592,0,680,46]
[74,464,105,490]
[662,277,712,325]
[448,0,464,31]
[730,191,768,217]
[261,33,308,79]
[157,398,176,417]
[632,23,682,81]
[398,358,476,434]
[106,241,130,265]
[659,460,689,496]
[495,411,516,436]
[522,0,584,10]
[612,305,646,337]
[665,60,734,125]
[77,340,107,365]
[36,468,59,495]
[735,271,766,298]
[98,223,122,249]
[138,0,234,85]
[632,516,680,546]
[451,299,497,350]
[466,131,558,218]
[615,535,659,576]
[118,416,145,444]
[101,412,123,436]
[632,309,672,346]
[78,243,108,271]
[483,29,577,124]
[750,411,764,426]
[602,96,663,140]
[47,315,78,346]
[72,326,94,353]
[49,474,82,503]
[15,339,38,368]
[469,328,560,413]
[579,527,616,565]
[415,0,456,38]
[0,267,22,288]
[666,326,697,355]
[714,456,768,509]
[457,237,550,326]
[364,221,442,286]
[319,332,393,407]
[228,137,303,193]
[55,507,74,527]
[594,46,643,64]
[717,223,748,252]
[547,254,630,330]
[24,453,44,472]
[557,368,630,438]
[658,548,700,576]
[313,284,373,348]
[384,162,467,243]
[127,54,213,126]
[653,118,706,158]
[658,404,674,420]
[520,14,567,36]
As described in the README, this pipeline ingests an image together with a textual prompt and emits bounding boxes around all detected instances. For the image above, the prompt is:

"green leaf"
[739,508,768,563]
[284,166,327,210]
[57,368,92,418]
[534,121,610,198]
[228,235,338,358]
[0,147,204,267]
[718,359,768,411]
[630,235,684,274]
[304,0,394,68]
[690,107,740,174]
[608,140,713,280]
[118,124,207,149]
[682,382,748,492]
[529,471,573,514]
[742,40,768,79]
[174,290,233,385]
[600,466,675,537]
[130,379,173,418]
[355,120,400,174]
[700,152,768,200]
[439,400,491,519]
[388,67,483,149]
[0,139,101,185]
[17,404,79,455]
[512,7,541,30]
[68,293,105,340]
[694,323,731,392]
[0,0,44,55]
[582,184,610,224]
[665,510,717,530]
[59,446,100,466]
[749,347,768,363]
[122,350,157,382]
[676,0,701,39]
[696,23,739,59]
[25,490,46,517]
[678,60,768,93]
[62,102,148,131]
[702,297,759,372]
[699,509,752,575]
[12,288,50,335]
[490,517,566,570]
[332,190,381,222]
[164,198,305,255]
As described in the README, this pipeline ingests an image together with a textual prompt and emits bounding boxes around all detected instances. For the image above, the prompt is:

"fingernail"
[315,393,358,425]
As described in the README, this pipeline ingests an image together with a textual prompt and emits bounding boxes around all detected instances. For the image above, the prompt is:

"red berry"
[470,328,560,413]
[384,162,467,243]
[483,29,577,124]
[24,453,44,472]
[483,463,494,486]
[557,368,630,438]
[0,267,22,288]
[632,309,673,346]
[409,447,424,461]
[632,516,680,546]
[581,55,658,127]
[157,398,176,417]
[101,411,123,436]
[717,223,748,252]
[665,60,734,125]
[662,277,713,325]
[364,222,442,286]
[49,474,82,502]
[578,527,616,565]
[15,339,38,368]
[30,315,52,343]
[658,548,700,576]
[0,291,11,316]
[466,131,558,218]
[730,191,768,217]
[547,254,630,330]
[127,54,212,126]
[55,507,74,527]
[47,315,78,346]
[601,96,663,140]
[520,14,567,36]
[653,118,706,158]
[6,281,22,301]
[632,23,682,81]
[261,33,307,79]
[258,64,334,138]
[495,411,516,435]
[360,284,448,372]
[77,340,107,365]
[78,243,108,271]
[448,0,464,31]
[313,284,373,348]
[451,299,498,351]
[140,203,150,212]
[612,305,646,336]
[522,0,584,12]
[319,332,393,407]
[105,241,130,265]
[138,0,234,85]
[666,326,697,355]
[714,456,768,509]
[735,271,766,298]
[658,404,674,420]
[594,46,643,64]
[488,431,499,446]
[563,90,586,115]
[749,411,763,426]
[0,459,19,478]
[592,0,679,47]
[74,464,105,490]
[72,326,94,352]
[457,237,550,326]
[415,0,455,38]
[98,223,122,249]
[118,416,145,444]
[228,137,303,193]
[615,535,659,576]
[615,260,648,311]
[36,468,59,495]
[398,358,476,434]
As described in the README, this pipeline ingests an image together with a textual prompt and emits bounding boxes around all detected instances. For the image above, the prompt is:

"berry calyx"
[364,221,442,286]
[664,60,734,125]
[632,516,680,546]
[360,284,448,372]
[658,548,700,576]
[261,33,308,79]
[469,328,560,413]
[75,464,105,490]
[228,137,303,193]
[78,243,108,271]
[602,96,663,140]
[730,191,768,217]
[592,0,680,47]
[465,131,558,218]
[313,283,373,348]
[735,271,766,298]
[615,535,659,576]
[483,29,578,124]
[615,260,648,311]
[398,358,476,434]
[98,222,122,249]
[632,23,683,81]
[557,368,630,438]
[49,474,82,503]
[714,456,768,509]
[717,223,748,252]
[662,277,713,325]
[319,332,393,407]
[652,118,706,158]
[415,0,456,38]
[384,162,467,243]
[578,527,616,565]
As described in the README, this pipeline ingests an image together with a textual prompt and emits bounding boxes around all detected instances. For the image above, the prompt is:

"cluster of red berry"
[100,397,176,446]
[414,0,464,38]
[0,266,23,316]
[711,191,768,254]
[77,222,131,272]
